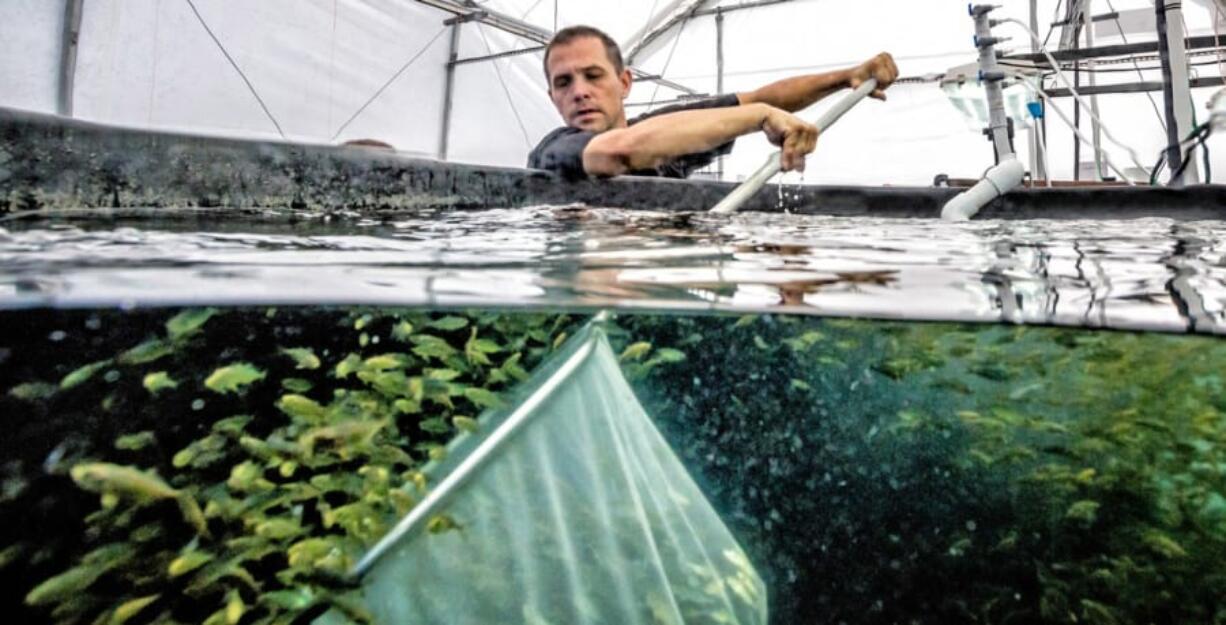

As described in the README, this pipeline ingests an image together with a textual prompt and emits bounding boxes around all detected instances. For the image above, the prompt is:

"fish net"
[330,323,767,625]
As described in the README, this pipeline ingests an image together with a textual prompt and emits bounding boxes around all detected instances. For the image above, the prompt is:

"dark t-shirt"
[527,93,741,179]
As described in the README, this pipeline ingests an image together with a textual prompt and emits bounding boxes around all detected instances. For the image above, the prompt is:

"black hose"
[1169,122,1213,184]
[1155,0,1185,177]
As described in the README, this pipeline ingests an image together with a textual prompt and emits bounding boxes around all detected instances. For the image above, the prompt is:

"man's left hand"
[849,53,899,101]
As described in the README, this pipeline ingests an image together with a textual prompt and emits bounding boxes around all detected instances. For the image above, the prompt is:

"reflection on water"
[1,208,1225,333]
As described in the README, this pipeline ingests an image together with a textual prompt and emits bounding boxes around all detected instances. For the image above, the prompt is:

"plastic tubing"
[1000,18,1150,176]
[1040,129,1053,188]
[1005,72,1138,185]
[1034,104,1053,188]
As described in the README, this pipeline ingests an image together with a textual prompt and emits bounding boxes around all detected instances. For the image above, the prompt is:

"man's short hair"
[542,26,625,82]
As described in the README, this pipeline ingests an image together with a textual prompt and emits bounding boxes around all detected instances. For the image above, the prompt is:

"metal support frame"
[57,0,84,117]
[1005,34,1226,65]
[973,7,1015,162]
[625,95,713,108]
[1058,0,1090,50]
[1084,6,1105,180]
[1073,32,1083,180]
[1029,0,1048,181]
[630,72,697,95]
[715,7,725,180]
[692,0,794,18]
[625,0,795,64]
[1157,0,1200,185]
[1047,76,1226,97]
[439,21,462,160]
[418,0,551,44]
[416,0,697,94]
[624,0,708,64]
[453,45,544,66]
[715,10,725,97]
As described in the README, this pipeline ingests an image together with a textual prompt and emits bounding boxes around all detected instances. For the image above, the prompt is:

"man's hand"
[849,53,899,101]
[760,106,818,173]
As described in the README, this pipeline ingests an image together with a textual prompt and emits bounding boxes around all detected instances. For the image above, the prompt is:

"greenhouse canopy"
[3,0,1225,185]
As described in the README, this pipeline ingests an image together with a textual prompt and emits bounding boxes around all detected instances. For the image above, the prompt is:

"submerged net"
[338,323,767,625]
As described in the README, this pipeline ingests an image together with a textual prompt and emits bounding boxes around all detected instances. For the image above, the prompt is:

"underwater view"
[3,306,1225,625]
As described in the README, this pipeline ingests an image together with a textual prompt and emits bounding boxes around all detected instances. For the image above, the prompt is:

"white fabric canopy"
[2,0,1224,185]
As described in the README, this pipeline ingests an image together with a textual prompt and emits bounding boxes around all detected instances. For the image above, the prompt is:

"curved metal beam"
[58,0,84,117]
[624,0,713,65]
[414,0,697,94]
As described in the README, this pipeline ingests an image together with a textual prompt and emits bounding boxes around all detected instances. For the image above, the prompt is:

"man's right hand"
[849,53,899,101]
[760,106,819,173]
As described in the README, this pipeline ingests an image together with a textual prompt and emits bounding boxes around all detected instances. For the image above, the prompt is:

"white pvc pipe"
[710,78,878,215]
[940,157,1025,221]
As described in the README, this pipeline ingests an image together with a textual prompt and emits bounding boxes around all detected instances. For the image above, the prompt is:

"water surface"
[2,208,1224,333]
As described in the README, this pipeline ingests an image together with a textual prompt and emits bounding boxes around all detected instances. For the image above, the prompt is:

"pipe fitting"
[940,158,1025,221]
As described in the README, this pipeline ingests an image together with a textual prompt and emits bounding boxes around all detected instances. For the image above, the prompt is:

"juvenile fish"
[70,463,210,537]
[298,419,389,458]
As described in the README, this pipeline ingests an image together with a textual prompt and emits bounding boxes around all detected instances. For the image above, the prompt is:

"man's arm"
[582,103,817,177]
[737,53,899,112]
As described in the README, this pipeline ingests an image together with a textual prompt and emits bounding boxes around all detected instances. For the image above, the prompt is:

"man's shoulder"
[536,125,583,144]
[527,126,598,179]
[528,126,581,167]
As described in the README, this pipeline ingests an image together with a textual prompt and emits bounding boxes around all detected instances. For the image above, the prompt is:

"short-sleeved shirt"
[528,93,741,179]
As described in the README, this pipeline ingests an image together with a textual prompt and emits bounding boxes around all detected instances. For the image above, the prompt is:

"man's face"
[546,36,632,133]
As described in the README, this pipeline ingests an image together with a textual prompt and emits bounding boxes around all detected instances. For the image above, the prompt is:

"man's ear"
[620,69,633,98]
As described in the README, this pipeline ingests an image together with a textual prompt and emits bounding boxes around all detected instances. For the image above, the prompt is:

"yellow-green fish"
[142,371,179,395]
[70,463,209,537]
[204,363,266,395]
[619,341,652,362]
[298,419,389,458]
[110,593,161,624]
[280,347,321,370]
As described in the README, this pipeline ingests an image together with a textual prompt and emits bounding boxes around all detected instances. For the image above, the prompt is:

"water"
[3,208,1226,624]
[3,208,1226,333]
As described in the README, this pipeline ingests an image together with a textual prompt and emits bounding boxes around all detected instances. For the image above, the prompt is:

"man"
[529,25,898,180]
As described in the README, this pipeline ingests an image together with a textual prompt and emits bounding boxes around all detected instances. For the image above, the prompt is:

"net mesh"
[345,324,767,625]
